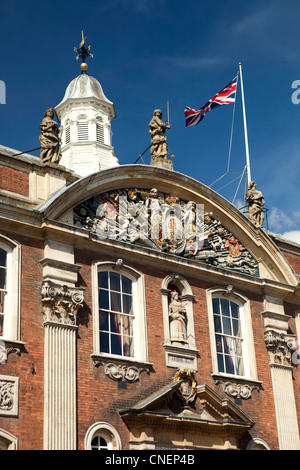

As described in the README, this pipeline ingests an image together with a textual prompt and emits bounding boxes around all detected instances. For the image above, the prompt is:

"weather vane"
[74,31,93,73]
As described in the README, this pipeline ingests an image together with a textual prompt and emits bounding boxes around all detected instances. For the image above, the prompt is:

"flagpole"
[239,62,252,186]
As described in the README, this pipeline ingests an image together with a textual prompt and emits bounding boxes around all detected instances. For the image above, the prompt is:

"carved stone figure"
[74,188,259,276]
[169,291,188,344]
[245,181,265,227]
[148,109,170,162]
[39,108,61,164]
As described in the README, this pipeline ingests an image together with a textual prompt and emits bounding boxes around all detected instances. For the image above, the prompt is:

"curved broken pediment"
[38,165,299,286]
[73,187,259,277]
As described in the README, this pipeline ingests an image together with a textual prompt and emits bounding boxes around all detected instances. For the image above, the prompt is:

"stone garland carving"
[264,330,297,366]
[73,188,259,277]
[41,280,84,326]
[214,378,260,400]
[103,363,146,383]
[0,380,14,411]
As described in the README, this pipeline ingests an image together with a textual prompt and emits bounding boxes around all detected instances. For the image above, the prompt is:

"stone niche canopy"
[73,187,259,277]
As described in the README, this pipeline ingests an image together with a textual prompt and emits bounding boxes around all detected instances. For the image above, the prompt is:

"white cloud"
[163,56,231,70]
[282,231,300,245]
[268,207,295,232]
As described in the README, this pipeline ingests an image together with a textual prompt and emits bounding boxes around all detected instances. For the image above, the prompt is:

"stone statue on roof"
[149,109,173,169]
[245,181,265,227]
[39,108,61,165]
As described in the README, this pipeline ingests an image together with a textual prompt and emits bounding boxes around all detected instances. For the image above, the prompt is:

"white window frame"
[0,429,18,450]
[84,422,121,450]
[207,287,257,381]
[0,234,21,342]
[92,261,148,363]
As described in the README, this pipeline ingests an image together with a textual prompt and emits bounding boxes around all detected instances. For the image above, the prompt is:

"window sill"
[0,339,25,363]
[211,373,262,400]
[91,353,153,383]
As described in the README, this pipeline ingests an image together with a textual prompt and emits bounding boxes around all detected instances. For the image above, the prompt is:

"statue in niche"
[245,181,265,227]
[148,109,171,161]
[168,290,188,344]
[39,108,61,164]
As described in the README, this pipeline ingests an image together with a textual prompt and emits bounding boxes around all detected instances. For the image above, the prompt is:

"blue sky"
[1,0,300,242]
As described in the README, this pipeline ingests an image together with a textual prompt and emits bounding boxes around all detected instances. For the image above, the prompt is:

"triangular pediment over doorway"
[119,376,254,450]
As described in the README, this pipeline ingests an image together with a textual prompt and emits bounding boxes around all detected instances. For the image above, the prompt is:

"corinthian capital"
[264,330,297,366]
[41,280,84,326]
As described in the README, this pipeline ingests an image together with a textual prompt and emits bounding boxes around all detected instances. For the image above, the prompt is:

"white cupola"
[55,66,118,177]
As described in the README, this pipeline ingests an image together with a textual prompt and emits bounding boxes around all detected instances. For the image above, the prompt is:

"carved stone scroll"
[264,330,297,366]
[41,280,84,326]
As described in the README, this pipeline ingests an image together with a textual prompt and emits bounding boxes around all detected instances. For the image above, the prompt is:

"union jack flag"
[184,75,238,127]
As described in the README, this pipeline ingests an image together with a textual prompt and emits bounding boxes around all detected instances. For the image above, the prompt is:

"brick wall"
[281,250,300,275]
[0,165,29,197]
[0,233,44,450]
[74,248,281,450]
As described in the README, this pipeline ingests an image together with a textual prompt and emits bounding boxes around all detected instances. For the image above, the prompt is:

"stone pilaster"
[41,280,84,450]
[263,296,300,450]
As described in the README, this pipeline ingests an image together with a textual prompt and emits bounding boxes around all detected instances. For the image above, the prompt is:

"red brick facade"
[0,156,300,451]
[0,165,29,197]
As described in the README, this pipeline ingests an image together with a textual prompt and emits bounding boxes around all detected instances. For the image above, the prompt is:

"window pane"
[222,315,232,336]
[217,353,224,373]
[99,310,109,331]
[122,315,134,336]
[224,353,235,375]
[110,291,121,312]
[0,268,6,290]
[110,272,121,292]
[98,271,108,289]
[111,333,122,356]
[213,314,222,333]
[100,331,109,353]
[0,313,3,336]
[0,249,6,268]
[123,336,134,357]
[220,298,230,316]
[235,355,244,376]
[122,294,132,315]
[231,301,239,319]
[215,335,223,352]
[122,275,132,294]
[212,298,220,314]
[232,318,241,337]
[110,313,121,334]
[99,289,109,310]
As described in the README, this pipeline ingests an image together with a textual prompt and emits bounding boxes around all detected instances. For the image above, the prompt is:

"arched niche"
[161,273,198,370]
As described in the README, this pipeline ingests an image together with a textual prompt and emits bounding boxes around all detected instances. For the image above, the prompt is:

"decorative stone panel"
[0,375,19,417]
[213,376,261,400]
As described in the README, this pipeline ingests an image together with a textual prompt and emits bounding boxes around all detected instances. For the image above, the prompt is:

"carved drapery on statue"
[245,181,265,227]
[168,291,188,344]
[148,109,173,169]
[73,187,259,276]
[39,108,61,165]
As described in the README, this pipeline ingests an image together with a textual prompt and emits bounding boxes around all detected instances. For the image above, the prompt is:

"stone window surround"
[0,233,23,357]
[0,428,18,450]
[91,260,152,381]
[84,421,122,450]
[207,286,260,393]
